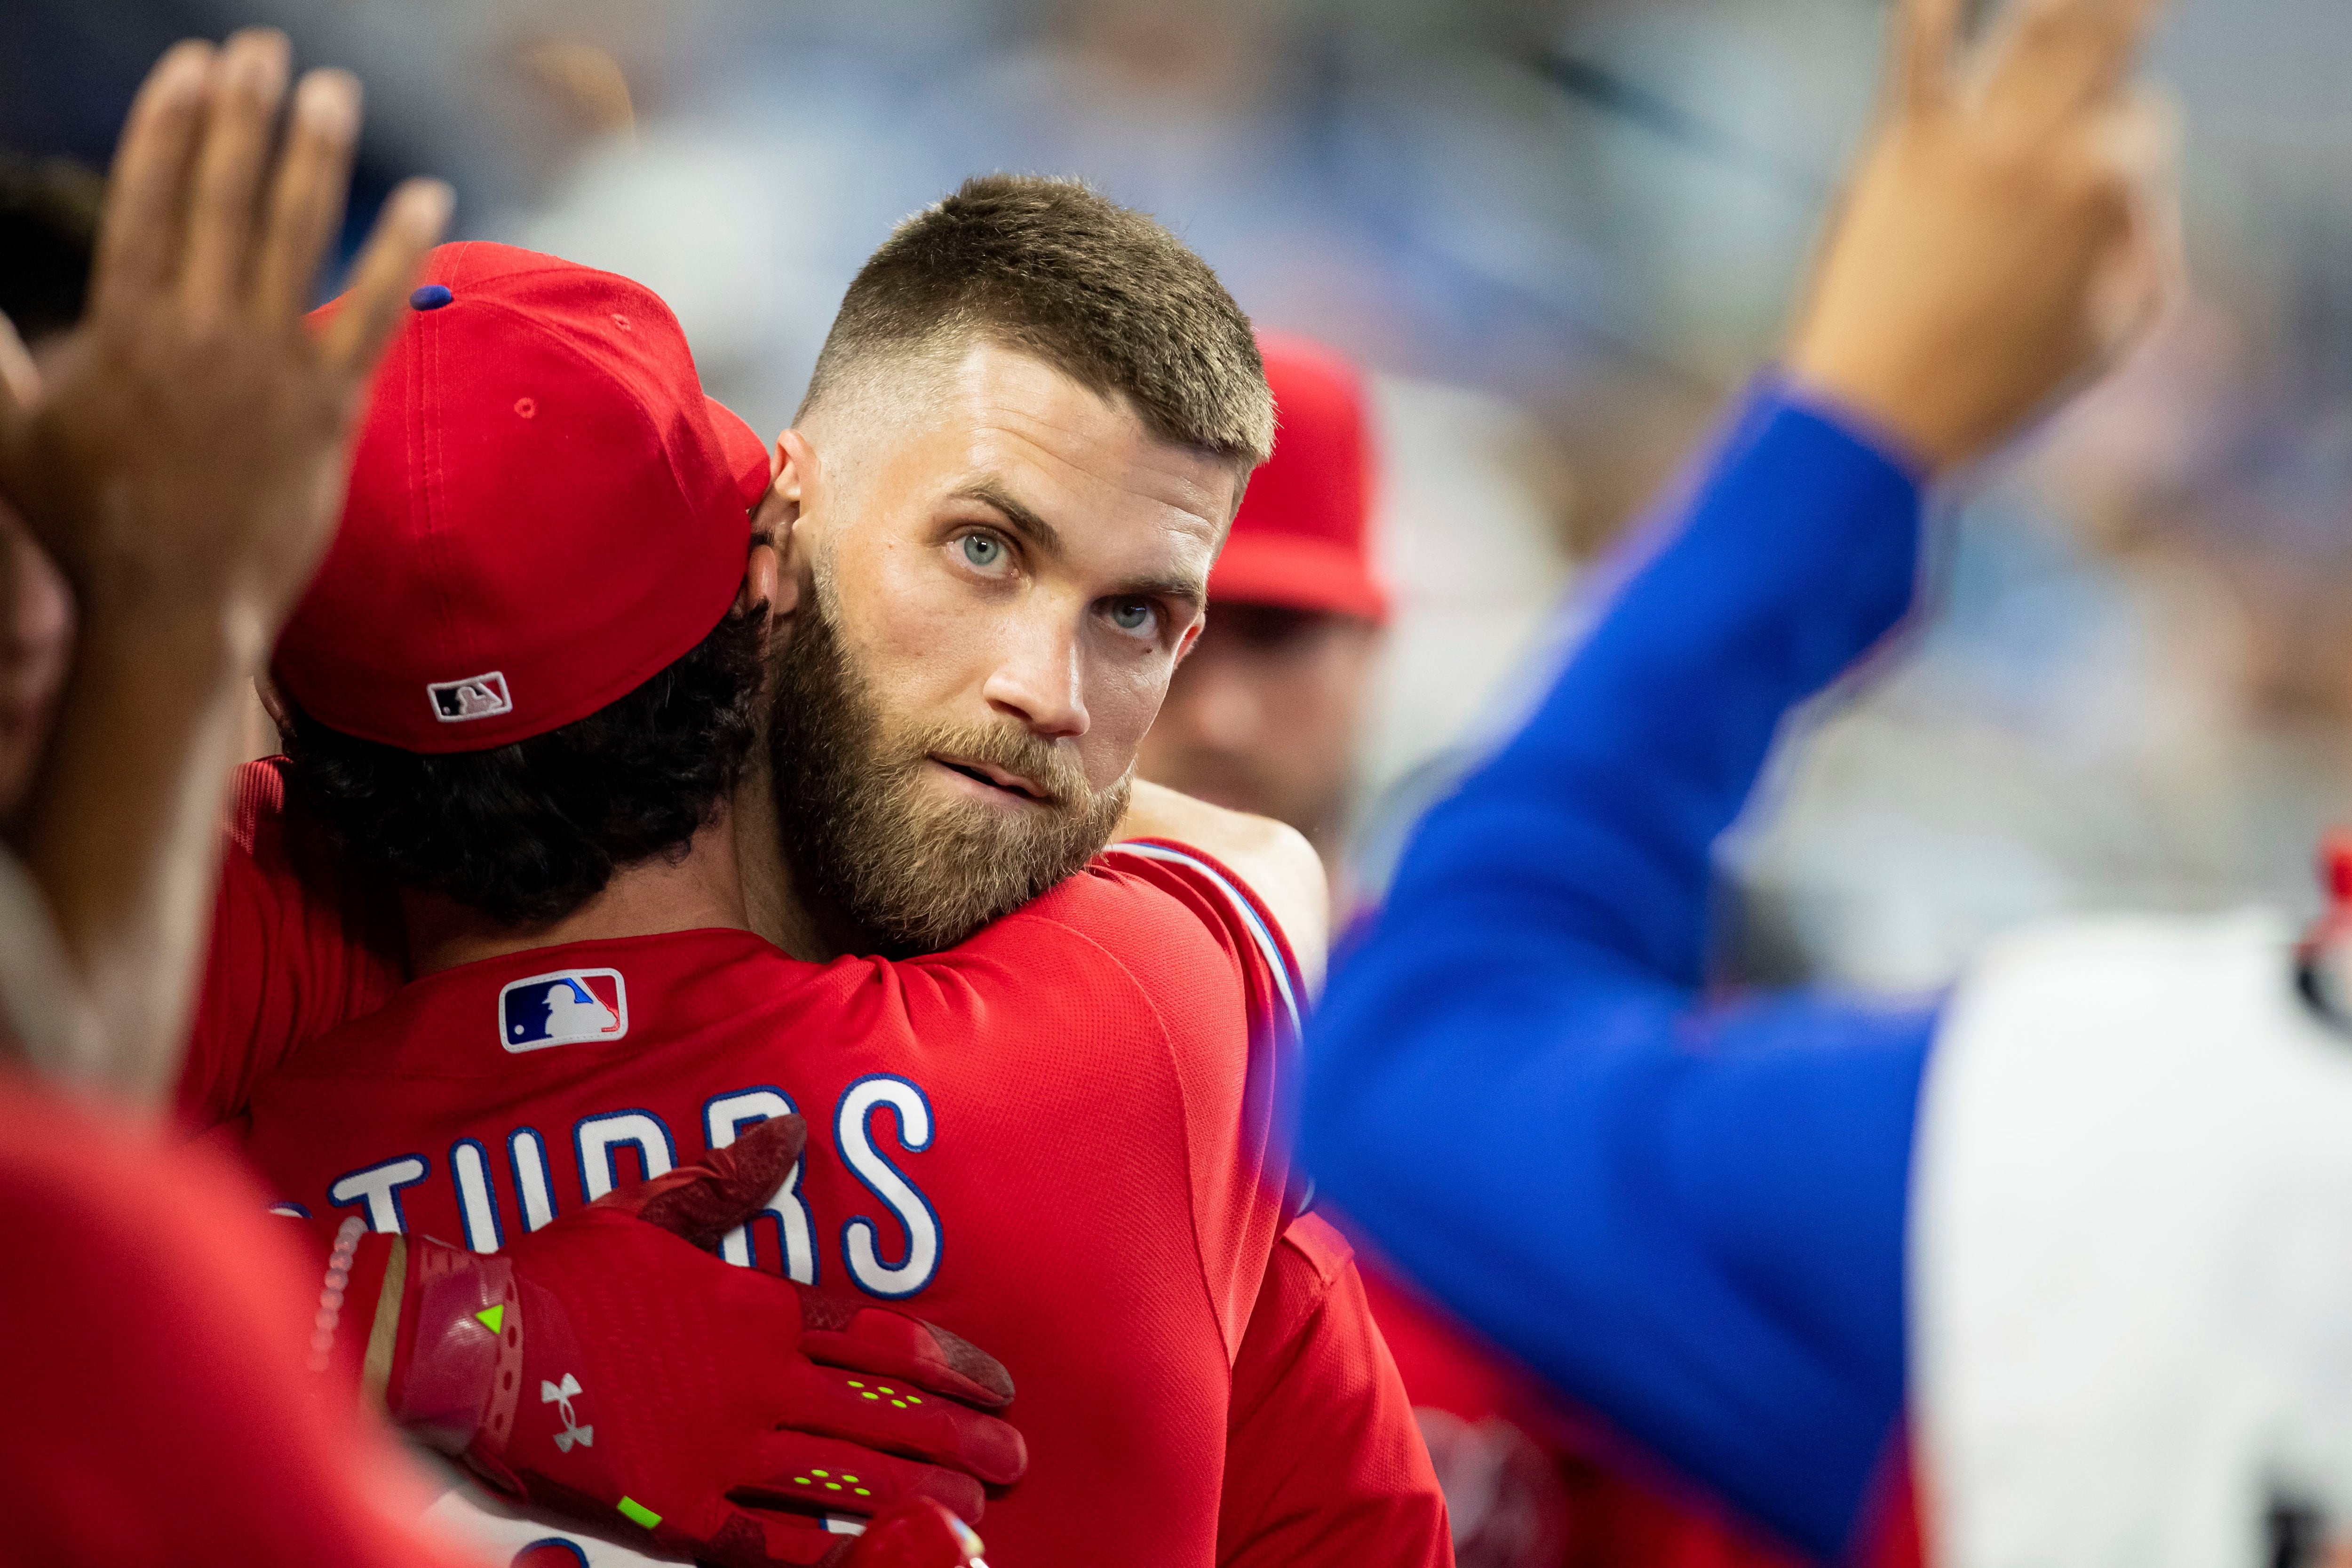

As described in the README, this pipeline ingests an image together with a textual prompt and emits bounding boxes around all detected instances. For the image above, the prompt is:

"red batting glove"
[838,1500,989,1568]
[357,1117,1024,1568]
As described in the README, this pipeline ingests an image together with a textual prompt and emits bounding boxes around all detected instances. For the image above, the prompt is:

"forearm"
[1402,380,1923,983]
[20,606,261,1103]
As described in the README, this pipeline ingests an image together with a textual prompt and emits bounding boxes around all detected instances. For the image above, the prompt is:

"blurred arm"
[1301,385,1936,1557]
[0,35,446,1105]
[1300,0,2170,1549]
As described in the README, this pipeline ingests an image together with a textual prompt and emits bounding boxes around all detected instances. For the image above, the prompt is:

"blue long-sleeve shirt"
[1302,381,1940,1560]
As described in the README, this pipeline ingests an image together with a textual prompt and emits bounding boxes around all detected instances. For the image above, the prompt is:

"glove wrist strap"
[389,1239,523,1458]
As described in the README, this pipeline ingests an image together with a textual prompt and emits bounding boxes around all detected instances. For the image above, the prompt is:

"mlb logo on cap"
[430,671,513,723]
[499,968,628,1053]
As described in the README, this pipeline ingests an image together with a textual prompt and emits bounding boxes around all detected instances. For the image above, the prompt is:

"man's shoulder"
[224,756,325,876]
[216,755,401,954]
[966,840,1304,1038]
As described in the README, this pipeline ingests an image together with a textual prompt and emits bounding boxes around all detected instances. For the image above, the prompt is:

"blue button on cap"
[410,284,454,310]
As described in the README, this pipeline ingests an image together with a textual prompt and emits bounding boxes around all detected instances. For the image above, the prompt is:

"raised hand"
[0,32,447,1101]
[0,30,449,646]
[1785,0,2176,470]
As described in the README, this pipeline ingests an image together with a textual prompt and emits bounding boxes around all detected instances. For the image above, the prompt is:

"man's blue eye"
[961,534,1003,569]
[1110,600,1153,632]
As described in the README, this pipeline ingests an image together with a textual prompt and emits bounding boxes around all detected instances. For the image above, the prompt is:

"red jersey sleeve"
[1101,838,1307,1047]
[177,759,405,1131]
[0,1074,489,1568]
[1092,839,1308,1355]
[1218,1212,1454,1568]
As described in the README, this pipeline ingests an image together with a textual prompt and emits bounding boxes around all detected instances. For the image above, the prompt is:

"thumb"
[0,314,37,420]
[596,1113,807,1252]
[838,1499,986,1568]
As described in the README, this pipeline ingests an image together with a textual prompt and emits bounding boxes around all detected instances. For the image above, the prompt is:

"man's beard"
[766,573,1132,955]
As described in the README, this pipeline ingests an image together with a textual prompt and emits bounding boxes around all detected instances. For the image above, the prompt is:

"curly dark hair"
[283,605,766,925]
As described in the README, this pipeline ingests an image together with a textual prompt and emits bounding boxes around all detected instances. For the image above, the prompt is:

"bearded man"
[186,180,1447,1568]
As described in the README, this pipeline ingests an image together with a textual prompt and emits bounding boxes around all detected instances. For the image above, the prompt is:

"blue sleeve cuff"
[1749,368,1934,492]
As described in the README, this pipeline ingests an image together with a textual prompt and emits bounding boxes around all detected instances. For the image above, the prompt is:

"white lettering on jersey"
[290,1083,946,1300]
[450,1138,502,1252]
[509,1127,556,1233]
[705,1089,818,1285]
[329,1154,429,1233]
[837,1075,939,1299]
[575,1111,675,1202]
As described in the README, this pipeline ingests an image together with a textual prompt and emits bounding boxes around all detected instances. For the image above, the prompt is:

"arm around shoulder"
[1119,778,1330,989]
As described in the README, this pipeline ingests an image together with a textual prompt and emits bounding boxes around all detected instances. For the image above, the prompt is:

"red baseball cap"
[1209,332,1387,623]
[274,241,773,753]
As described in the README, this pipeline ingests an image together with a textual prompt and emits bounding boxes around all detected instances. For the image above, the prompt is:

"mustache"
[897,718,1105,811]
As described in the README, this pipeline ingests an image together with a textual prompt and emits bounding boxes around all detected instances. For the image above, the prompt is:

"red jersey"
[181,758,405,1132]
[1217,1213,1450,1566]
[0,1072,487,1568]
[194,762,1444,1567]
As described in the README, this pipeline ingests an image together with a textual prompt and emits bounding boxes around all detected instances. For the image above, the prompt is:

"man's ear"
[254,672,293,735]
[769,429,823,584]
[737,535,785,623]
[1172,611,1205,668]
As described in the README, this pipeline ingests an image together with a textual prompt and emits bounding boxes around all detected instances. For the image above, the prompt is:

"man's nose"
[981,614,1089,740]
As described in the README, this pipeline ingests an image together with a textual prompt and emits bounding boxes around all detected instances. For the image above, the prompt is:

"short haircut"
[801,174,1273,477]
[283,605,764,926]
[0,151,102,344]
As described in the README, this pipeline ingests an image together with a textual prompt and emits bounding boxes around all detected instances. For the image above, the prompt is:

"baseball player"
[187,215,1445,1564]
[1297,1,2352,1566]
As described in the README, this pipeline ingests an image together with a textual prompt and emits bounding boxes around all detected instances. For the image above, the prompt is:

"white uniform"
[1916,911,2352,1568]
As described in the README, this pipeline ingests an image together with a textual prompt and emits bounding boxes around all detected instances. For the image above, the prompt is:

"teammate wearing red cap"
[184,182,1445,1566]
[1138,333,1387,894]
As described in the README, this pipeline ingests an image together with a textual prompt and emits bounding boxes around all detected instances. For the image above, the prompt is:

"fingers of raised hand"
[795,1295,1016,1409]
[1892,0,1965,117]
[94,40,216,319]
[0,314,39,422]
[739,1431,988,1525]
[1976,0,2164,133]
[791,1366,1027,1487]
[317,177,452,379]
[835,1500,985,1568]
[253,70,362,330]
[2084,95,2185,356]
[179,29,293,320]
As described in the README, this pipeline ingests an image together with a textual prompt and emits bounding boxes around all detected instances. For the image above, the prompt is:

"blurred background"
[15,5,2352,1563]
[10,0,2352,996]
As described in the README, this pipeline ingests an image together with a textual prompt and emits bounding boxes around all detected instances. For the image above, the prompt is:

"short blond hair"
[802,175,1272,475]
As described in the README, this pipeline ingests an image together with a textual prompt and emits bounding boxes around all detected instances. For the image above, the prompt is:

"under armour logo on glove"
[542,1373,593,1452]
[384,1116,1025,1567]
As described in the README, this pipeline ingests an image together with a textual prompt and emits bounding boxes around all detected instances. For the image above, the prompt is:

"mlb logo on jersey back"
[499,969,628,1052]
[429,670,513,722]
